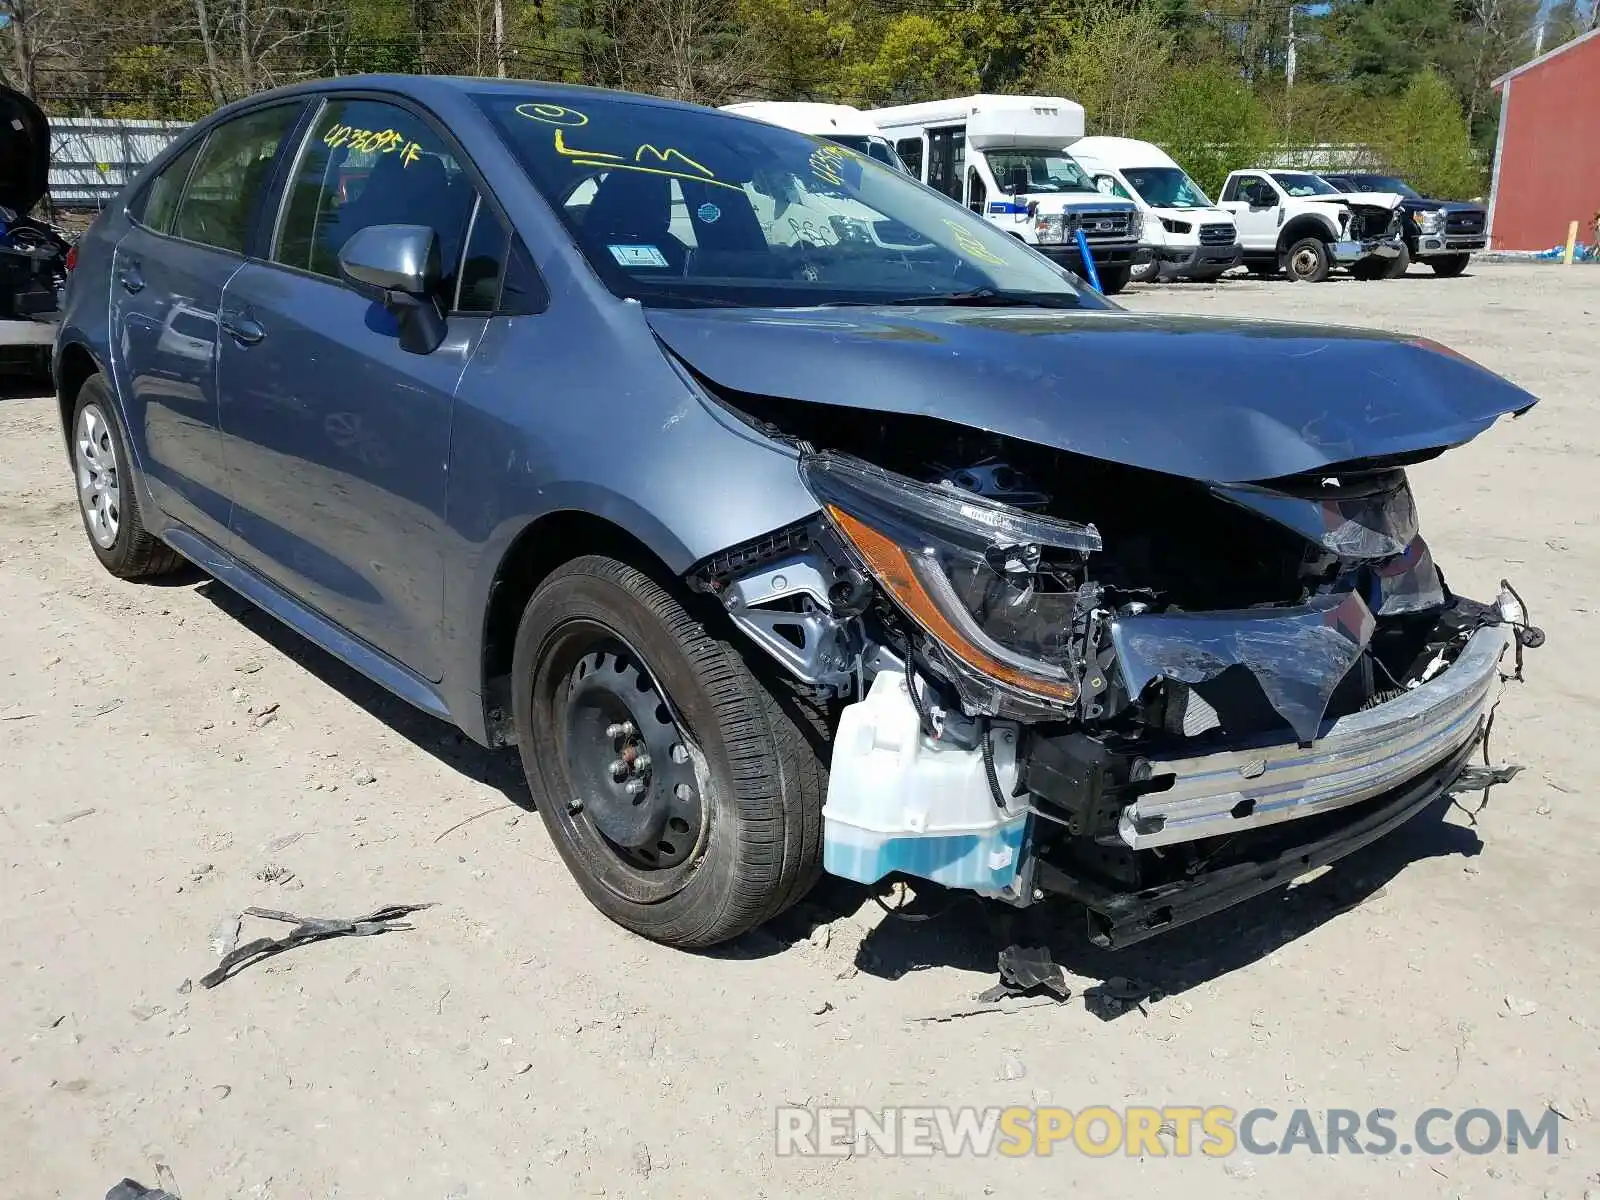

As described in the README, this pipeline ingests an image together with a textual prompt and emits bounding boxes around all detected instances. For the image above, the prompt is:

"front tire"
[1384,241,1412,278]
[1429,253,1470,277]
[1097,264,1133,295]
[70,375,185,580]
[1284,237,1332,283]
[511,555,826,948]
[1129,253,1161,284]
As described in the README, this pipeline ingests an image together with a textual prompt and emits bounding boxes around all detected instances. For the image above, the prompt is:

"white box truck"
[1068,136,1243,283]
[866,94,1143,293]
[719,102,907,172]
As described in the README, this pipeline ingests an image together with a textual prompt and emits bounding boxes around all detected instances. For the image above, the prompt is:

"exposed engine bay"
[688,392,1545,947]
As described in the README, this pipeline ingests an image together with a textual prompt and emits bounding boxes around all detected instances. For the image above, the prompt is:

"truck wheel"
[511,554,826,948]
[1097,265,1133,295]
[1285,237,1332,283]
[1129,253,1160,284]
[1429,253,1470,277]
[70,375,186,580]
[1384,242,1412,278]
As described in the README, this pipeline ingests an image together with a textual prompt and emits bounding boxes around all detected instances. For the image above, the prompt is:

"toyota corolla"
[54,76,1542,948]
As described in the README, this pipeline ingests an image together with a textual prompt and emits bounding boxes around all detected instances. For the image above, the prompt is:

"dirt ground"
[2,260,1597,1199]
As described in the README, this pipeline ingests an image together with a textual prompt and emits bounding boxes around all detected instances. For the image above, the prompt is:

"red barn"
[1488,27,1600,251]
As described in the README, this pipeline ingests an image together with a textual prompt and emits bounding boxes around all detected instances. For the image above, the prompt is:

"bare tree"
[1,0,83,99]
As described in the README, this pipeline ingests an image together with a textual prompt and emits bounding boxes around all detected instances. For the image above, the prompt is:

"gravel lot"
[2,261,1596,1199]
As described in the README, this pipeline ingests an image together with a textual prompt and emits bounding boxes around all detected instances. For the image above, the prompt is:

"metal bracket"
[723,554,854,693]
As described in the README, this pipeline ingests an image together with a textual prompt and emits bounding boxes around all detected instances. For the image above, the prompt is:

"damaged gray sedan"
[56,78,1543,948]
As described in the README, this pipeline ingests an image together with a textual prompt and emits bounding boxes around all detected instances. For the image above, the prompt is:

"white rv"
[866,95,1144,293]
[719,102,906,172]
[716,101,926,252]
[1069,136,1243,283]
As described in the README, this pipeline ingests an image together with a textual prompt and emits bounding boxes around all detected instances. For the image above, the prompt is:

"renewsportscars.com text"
[774,1105,1563,1158]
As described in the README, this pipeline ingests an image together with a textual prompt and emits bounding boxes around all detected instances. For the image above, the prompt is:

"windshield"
[984,150,1096,195]
[822,133,903,171]
[1121,165,1212,209]
[1272,172,1339,197]
[474,94,1096,309]
[1349,174,1420,198]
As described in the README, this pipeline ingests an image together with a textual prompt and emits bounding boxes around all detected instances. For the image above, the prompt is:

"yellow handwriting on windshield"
[635,144,713,178]
[515,102,590,127]
[942,219,1007,267]
[554,128,621,161]
[808,143,862,188]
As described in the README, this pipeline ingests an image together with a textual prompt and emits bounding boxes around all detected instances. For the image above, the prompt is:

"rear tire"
[70,375,185,580]
[1097,264,1132,295]
[1284,237,1332,283]
[511,554,826,947]
[1429,253,1470,277]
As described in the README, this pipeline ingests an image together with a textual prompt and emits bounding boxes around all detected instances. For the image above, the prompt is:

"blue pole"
[1073,227,1103,293]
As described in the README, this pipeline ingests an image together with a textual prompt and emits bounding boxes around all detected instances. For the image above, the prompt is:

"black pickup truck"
[1323,173,1487,277]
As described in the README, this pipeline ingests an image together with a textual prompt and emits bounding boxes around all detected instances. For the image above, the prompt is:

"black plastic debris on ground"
[199,904,436,989]
[976,945,1072,1005]
[106,1180,179,1200]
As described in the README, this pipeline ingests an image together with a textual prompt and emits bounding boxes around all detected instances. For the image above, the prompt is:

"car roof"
[205,74,722,121]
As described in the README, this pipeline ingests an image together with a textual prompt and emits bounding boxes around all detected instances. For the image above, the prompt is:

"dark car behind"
[1323,172,1487,276]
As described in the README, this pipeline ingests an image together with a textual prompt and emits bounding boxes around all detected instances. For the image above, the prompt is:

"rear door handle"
[220,311,265,345]
[117,264,145,294]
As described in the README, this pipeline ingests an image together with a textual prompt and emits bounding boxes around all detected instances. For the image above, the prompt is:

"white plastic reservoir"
[822,670,1029,896]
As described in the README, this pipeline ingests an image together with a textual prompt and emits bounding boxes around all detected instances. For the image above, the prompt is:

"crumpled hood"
[1325,190,1405,211]
[647,305,1537,483]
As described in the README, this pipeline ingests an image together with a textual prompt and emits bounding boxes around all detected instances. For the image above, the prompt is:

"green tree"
[1033,0,1175,136]
[1377,67,1483,198]
[1138,61,1274,195]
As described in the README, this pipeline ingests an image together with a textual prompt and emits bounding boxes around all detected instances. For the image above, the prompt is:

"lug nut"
[632,754,652,773]
[609,758,627,779]
[624,779,647,797]
[606,721,636,739]
[568,798,584,814]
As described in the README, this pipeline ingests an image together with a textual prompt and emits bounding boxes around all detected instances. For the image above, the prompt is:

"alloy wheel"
[75,403,121,550]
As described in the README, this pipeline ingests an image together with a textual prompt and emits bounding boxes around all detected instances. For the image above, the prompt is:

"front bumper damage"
[668,310,1543,948]
[1332,236,1405,264]
[1119,621,1509,850]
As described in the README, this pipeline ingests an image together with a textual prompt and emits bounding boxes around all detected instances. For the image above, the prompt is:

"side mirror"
[1009,166,1030,195]
[338,223,448,355]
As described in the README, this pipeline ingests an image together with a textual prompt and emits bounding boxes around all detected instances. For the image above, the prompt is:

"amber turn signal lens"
[826,505,1079,706]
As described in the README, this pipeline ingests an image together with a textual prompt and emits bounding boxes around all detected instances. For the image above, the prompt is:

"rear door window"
[273,98,479,302]
[137,139,202,234]
[171,104,302,254]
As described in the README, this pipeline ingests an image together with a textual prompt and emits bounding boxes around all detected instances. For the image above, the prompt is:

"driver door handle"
[117,263,145,294]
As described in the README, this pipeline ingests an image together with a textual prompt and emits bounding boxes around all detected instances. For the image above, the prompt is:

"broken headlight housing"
[800,452,1101,710]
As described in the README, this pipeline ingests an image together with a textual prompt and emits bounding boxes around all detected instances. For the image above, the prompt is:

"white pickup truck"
[1218,169,1407,283]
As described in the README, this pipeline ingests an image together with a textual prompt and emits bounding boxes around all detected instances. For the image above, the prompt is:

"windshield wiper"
[879,287,1080,308]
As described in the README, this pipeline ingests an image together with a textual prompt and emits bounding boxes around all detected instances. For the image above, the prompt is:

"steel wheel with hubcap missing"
[1285,236,1332,283]
[512,554,826,947]
[76,402,121,549]
[556,629,706,885]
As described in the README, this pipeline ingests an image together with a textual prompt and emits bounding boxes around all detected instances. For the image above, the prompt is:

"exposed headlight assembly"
[1034,212,1066,244]
[1159,216,1192,235]
[801,452,1101,712]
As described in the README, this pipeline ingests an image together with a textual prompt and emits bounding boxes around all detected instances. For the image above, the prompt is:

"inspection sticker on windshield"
[609,244,670,269]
